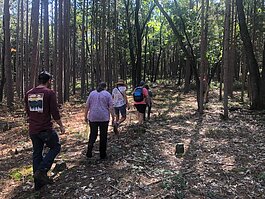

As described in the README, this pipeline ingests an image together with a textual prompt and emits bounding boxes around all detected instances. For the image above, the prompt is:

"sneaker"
[113,122,119,134]
[34,170,54,185]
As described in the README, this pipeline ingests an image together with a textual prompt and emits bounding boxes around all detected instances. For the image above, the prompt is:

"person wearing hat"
[85,82,115,159]
[111,79,129,134]
[25,70,65,191]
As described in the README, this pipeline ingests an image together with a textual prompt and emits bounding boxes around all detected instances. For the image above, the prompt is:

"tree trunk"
[20,0,24,97]
[80,0,86,98]
[72,0,77,95]
[4,0,14,108]
[29,0,40,88]
[15,0,21,98]
[100,0,106,82]
[43,0,49,71]
[223,0,231,119]
[64,0,70,101]
[57,0,63,103]
[24,0,29,91]
[236,0,264,109]
[0,21,5,102]
[52,0,58,93]
[124,0,136,87]
[199,0,208,114]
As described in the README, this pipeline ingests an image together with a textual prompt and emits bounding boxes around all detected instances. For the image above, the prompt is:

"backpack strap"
[117,86,124,98]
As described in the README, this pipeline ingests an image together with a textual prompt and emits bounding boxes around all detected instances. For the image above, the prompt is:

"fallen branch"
[204,161,234,166]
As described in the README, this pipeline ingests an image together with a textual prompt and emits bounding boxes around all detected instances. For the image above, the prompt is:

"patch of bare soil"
[0,86,264,199]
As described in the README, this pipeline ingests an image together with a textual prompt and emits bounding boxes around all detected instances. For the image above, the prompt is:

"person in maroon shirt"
[25,71,65,191]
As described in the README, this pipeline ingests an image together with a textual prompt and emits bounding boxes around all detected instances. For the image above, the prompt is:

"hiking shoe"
[113,122,119,134]
[34,180,46,191]
[34,170,54,185]
[86,151,92,158]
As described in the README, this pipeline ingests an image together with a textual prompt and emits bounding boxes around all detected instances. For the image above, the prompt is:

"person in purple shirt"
[25,71,65,191]
[84,82,114,160]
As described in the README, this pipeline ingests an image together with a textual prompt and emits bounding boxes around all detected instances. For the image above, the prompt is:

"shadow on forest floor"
[0,85,265,198]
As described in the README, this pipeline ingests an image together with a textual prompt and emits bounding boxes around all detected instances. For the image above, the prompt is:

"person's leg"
[38,130,61,172]
[118,104,127,125]
[138,104,146,124]
[99,121,109,159]
[30,134,46,190]
[87,121,99,157]
[30,134,45,174]
[147,104,152,120]
[114,107,120,123]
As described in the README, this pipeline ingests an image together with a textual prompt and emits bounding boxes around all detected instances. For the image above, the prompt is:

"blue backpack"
[133,87,144,102]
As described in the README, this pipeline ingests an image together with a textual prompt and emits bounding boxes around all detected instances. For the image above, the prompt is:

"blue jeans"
[30,130,61,173]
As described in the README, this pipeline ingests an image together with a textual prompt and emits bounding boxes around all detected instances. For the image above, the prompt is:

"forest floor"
[0,85,265,199]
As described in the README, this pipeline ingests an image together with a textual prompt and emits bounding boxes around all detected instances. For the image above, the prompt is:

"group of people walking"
[24,70,153,191]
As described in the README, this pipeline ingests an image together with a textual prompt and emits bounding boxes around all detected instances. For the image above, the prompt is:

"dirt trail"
[0,86,264,199]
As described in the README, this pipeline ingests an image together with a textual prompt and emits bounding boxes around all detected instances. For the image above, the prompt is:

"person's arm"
[123,91,130,108]
[84,106,89,123]
[143,88,149,104]
[108,95,115,124]
[55,119,65,133]
[50,91,65,133]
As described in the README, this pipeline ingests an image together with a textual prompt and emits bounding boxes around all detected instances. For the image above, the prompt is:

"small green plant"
[10,166,33,181]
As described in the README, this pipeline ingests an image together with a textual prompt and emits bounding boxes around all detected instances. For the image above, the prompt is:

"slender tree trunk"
[57,0,63,103]
[4,0,14,108]
[24,0,29,91]
[135,0,142,84]
[29,0,40,88]
[64,0,70,101]
[100,0,106,82]
[20,0,24,97]
[113,0,118,84]
[223,0,231,119]
[52,0,58,92]
[43,0,49,71]
[236,0,264,109]
[15,0,21,98]
[80,0,86,98]
[124,0,136,87]
[199,0,207,114]
[0,17,5,102]
[72,0,77,95]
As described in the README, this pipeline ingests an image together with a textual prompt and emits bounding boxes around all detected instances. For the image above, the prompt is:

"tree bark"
[29,0,40,88]
[236,0,264,109]
[43,0,49,71]
[4,0,14,108]
[80,0,86,98]
[223,0,231,119]
[57,0,63,103]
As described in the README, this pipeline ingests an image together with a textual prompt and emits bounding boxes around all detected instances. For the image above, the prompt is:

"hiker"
[25,71,65,191]
[133,80,149,124]
[143,84,153,120]
[112,79,129,134]
[84,82,115,160]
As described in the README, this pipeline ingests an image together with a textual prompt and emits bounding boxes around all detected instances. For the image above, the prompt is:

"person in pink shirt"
[84,82,115,160]
[133,81,149,124]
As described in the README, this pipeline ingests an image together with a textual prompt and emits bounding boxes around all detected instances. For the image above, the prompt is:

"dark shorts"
[135,104,147,114]
[114,104,127,116]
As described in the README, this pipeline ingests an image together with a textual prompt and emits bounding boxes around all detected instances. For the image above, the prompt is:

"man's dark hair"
[38,71,52,84]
